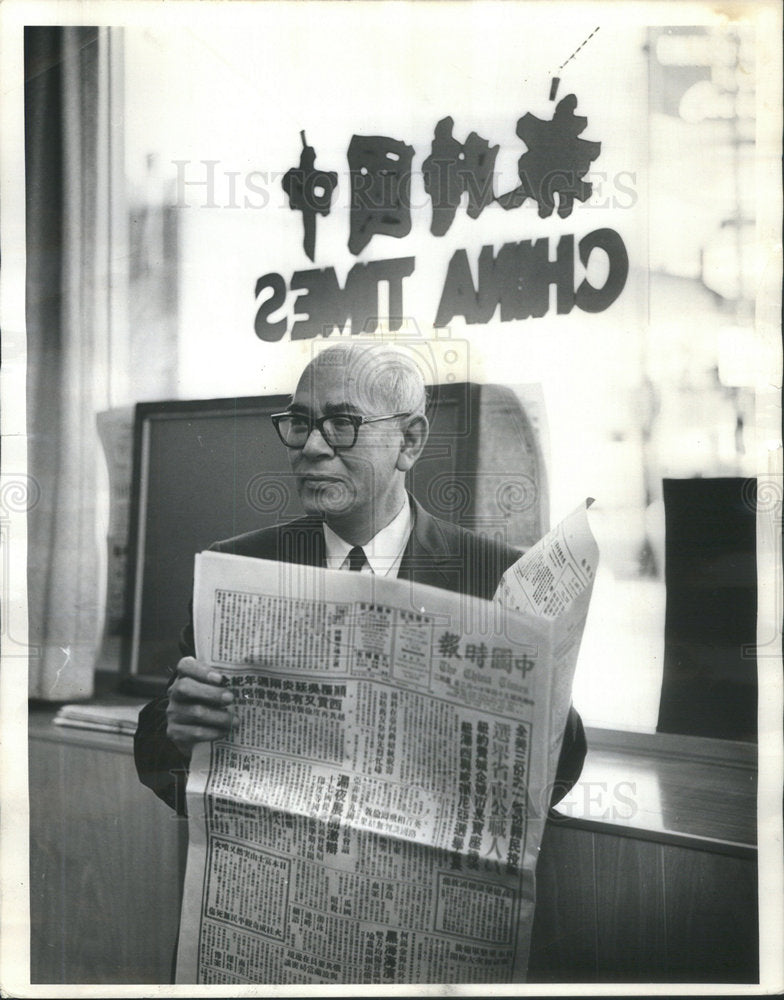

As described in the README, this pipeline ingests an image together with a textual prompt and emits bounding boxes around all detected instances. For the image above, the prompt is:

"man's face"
[286,359,407,535]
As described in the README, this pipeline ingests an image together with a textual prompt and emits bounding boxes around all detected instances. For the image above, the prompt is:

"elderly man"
[134,343,585,811]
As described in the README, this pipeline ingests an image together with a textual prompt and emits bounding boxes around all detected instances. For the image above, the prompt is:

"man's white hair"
[307,342,428,417]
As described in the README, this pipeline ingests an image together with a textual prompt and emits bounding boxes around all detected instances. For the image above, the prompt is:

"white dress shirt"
[322,500,412,578]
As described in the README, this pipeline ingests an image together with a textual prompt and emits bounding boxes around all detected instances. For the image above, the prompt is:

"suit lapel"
[398,497,459,592]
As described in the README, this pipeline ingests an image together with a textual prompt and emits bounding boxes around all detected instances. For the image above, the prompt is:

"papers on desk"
[53,702,146,736]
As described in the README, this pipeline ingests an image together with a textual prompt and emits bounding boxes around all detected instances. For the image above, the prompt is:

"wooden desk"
[528,728,758,982]
[28,703,187,984]
[29,709,758,984]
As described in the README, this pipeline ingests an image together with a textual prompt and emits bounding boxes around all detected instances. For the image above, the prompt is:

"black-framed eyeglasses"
[270,410,411,450]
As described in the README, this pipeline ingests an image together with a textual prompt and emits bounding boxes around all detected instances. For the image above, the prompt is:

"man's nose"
[300,425,334,458]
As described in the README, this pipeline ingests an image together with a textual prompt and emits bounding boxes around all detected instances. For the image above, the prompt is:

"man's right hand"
[166,657,235,759]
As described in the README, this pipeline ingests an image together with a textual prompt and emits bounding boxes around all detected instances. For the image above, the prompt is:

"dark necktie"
[347,545,367,572]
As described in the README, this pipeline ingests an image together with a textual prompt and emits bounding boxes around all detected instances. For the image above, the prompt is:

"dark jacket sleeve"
[133,611,196,816]
[133,694,189,816]
[550,704,587,808]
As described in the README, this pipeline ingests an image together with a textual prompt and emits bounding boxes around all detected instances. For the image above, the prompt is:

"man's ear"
[396,414,429,472]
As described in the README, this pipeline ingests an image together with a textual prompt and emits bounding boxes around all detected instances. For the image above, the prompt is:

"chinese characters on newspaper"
[176,502,598,984]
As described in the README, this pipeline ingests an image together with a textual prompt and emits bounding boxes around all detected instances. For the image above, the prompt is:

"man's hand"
[166,657,235,759]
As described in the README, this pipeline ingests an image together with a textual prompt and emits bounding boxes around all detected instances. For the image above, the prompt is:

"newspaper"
[495,500,599,787]
[175,502,598,984]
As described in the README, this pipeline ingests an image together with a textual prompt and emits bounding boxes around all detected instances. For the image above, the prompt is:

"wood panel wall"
[29,730,186,983]
[528,821,758,983]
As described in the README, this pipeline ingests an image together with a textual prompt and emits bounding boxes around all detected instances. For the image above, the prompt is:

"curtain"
[25,27,109,699]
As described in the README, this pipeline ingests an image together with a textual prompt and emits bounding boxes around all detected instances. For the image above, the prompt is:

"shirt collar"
[323,500,412,578]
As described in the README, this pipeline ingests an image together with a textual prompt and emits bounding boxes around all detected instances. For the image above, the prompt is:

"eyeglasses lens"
[277,415,357,449]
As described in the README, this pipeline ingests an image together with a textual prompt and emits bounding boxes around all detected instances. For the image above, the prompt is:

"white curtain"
[26,27,113,699]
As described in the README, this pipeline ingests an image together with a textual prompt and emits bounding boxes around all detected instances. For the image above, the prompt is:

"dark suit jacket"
[134,497,586,813]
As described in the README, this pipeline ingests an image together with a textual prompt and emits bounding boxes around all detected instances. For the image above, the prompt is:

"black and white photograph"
[0,0,781,994]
